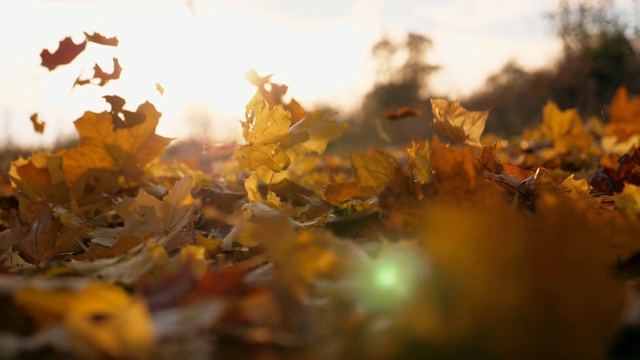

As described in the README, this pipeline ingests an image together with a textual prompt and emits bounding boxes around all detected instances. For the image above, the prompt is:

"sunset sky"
[0,0,636,147]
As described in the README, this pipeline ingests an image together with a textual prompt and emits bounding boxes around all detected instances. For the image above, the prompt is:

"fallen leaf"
[10,203,84,265]
[430,98,488,147]
[540,100,593,154]
[605,87,640,142]
[40,36,87,71]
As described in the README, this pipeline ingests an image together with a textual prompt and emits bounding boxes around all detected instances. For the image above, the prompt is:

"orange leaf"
[60,101,171,185]
[40,36,87,71]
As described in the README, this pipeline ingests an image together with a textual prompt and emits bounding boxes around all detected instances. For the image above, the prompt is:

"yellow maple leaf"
[430,98,488,147]
[604,87,640,142]
[234,92,293,172]
[540,100,593,154]
[234,91,346,173]
[60,101,171,186]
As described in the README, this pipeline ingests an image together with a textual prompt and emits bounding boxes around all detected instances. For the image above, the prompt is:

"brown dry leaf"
[60,101,171,186]
[74,58,122,87]
[10,203,84,265]
[83,31,119,46]
[324,181,377,205]
[605,87,640,141]
[40,36,87,71]
[540,100,593,154]
[29,113,45,134]
[14,283,153,359]
[430,98,488,147]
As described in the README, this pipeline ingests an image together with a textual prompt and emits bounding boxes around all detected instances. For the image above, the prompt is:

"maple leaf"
[234,92,301,172]
[10,203,84,265]
[430,98,488,147]
[60,101,171,186]
[604,87,640,141]
[540,100,593,154]
[383,106,422,120]
[83,31,119,46]
[74,58,122,87]
[29,113,45,134]
[116,175,195,239]
[40,36,87,71]
[288,110,348,156]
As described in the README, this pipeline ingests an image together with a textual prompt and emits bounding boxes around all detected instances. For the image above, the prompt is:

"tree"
[347,33,439,148]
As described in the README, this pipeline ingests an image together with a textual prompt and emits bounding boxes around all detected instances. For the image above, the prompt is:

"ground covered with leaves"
[3,34,640,360]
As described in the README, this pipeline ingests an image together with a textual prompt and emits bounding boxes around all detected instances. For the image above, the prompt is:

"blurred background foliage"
[337,0,640,151]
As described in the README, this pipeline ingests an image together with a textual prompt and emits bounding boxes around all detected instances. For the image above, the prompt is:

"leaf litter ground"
[3,36,640,360]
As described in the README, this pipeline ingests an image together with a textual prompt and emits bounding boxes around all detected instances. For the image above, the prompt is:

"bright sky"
[0,0,635,147]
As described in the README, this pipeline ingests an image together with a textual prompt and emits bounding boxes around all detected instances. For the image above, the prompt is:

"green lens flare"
[351,247,427,312]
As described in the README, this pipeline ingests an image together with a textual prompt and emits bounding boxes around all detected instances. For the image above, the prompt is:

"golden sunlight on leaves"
[60,101,171,185]
[605,87,640,142]
[430,98,488,147]
[234,92,292,172]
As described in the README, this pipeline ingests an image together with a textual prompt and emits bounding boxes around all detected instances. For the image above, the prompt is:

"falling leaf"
[605,87,640,142]
[156,82,165,95]
[29,113,45,134]
[234,92,295,172]
[40,36,87,71]
[288,110,348,156]
[74,58,122,87]
[383,106,422,120]
[83,31,119,46]
[59,101,171,186]
[430,98,488,147]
